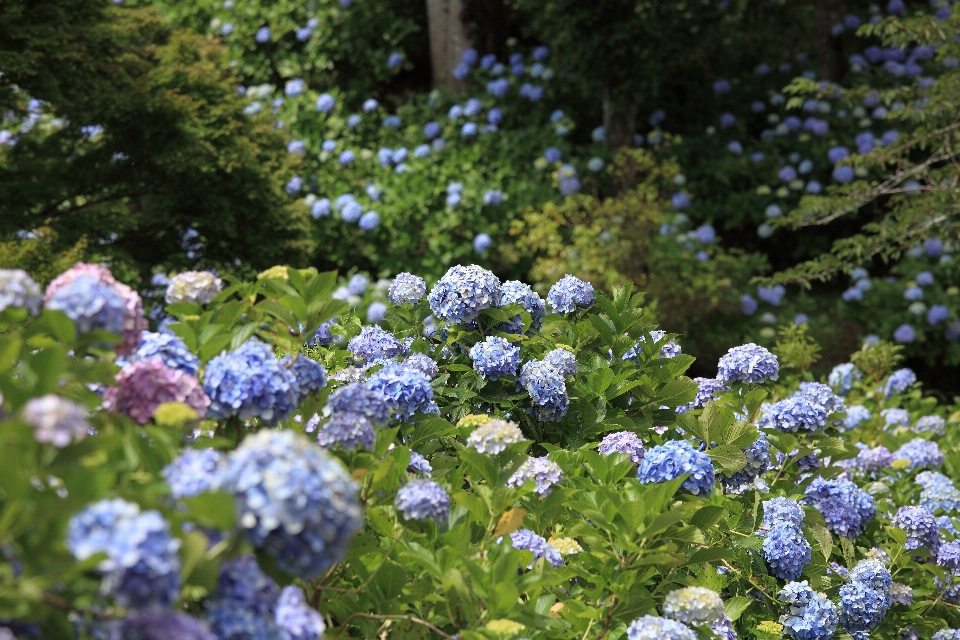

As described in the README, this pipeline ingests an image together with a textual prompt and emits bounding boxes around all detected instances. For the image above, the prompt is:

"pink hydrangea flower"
[104,359,210,425]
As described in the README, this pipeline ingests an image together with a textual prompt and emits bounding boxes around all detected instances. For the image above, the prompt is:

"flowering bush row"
[2,261,960,639]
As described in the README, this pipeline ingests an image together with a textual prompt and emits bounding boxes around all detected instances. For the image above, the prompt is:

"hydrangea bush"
[2,260,960,640]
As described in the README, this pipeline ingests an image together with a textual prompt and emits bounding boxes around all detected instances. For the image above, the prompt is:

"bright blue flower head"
[547,275,595,314]
[778,581,838,640]
[469,336,520,380]
[803,477,876,538]
[763,522,812,580]
[327,383,391,426]
[893,505,941,556]
[508,529,564,567]
[543,348,577,377]
[348,325,407,363]
[638,440,715,496]
[46,274,127,336]
[518,360,569,421]
[222,430,363,577]
[764,397,828,433]
[893,438,943,471]
[717,343,779,384]
[885,368,916,398]
[498,280,546,333]
[762,497,805,530]
[842,404,871,431]
[395,479,450,524]
[163,448,225,499]
[128,330,201,377]
[203,339,299,423]
[428,264,502,324]
[839,577,891,635]
[366,364,434,419]
[677,377,729,413]
[472,232,491,252]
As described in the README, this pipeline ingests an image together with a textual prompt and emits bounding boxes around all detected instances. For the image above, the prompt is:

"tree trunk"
[426,0,471,91]
[816,0,845,83]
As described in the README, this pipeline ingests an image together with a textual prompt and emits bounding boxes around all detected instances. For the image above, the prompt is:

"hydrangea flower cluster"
[881,407,910,429]
[394,479,450,524]
[854,445,893,473]
[637,440,715,496]
[0,269,42,315]
[761,497,806,530]
[662,586,725,625]
[838,559,892,637]
[518,360,569,421]
[347,325,408,362]
[543,347,577,377]
[281,353,328,402]
[507,456,563,496]
[778,581,838,640]
[274,585,327,640]
[598,431,645,465]
[796,381,844,413]
[918,471,960,513]
[893,505,941,557]
[842,404,871,431]
[915,414,946,435]
[164,271,223,305]
[722,434,771,491]
[366,364,434,419]
[677,377,729,413]
[407,451,432,476]
[763,521,813,580]
[884,367,917,398]
[892,438,944,471]
[162,448,225,499]
[109,610,216,640]
[427,264,502,324]
[45,263,148,354]
[624,615,697,640]
[499,280,546,333]
[401,353,439,379]
[466,419,525,454]
[716,343,779,384]
[803,477,876,538]
[546,274,595,314]
[104,359,210,425]
[22,395,90,447]
[469,336,520,380]
[763,396,828,433]
[220,430,363,577]
[623,330,682,361]
[127,331,201,377]
[828,362,861,395]
[203,339,300,423]
[508,529,564,567]
[67,499,181,608]
[388,272,427,305]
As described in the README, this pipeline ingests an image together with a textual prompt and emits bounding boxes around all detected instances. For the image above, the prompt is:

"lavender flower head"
[518,360,569,421]
[507,456,563,496]
[109,611,216,640]
[23,395,90,447]
[316,412,376,451]
[165,271,222,305]
[395,479,450,524]
[401,353,439,379]
[275,585,326,640]
[202,338,300,423]
[625,615,697,640]
[882,408,910,429]
[884,368,917,398]
[797,381,844,413]
[388,273,427,305]
[281,353,327,401]
[803,477,876,538]
[365,364,434,419]
[466,419,525,454]
[45,275,128,340]
[348,325,407,363]
[717,343,779,384]
[427,264,502,324]
[508,529,564,568]
[546,275,596,314]
[129,330,201,377]
[764,396,828,433]
[469,336,521,380]
[327,383,392,425]
[893,438,944,471]
[843,405,871,431]
[598,431,645,465]
[221,430,363,577]
[893,505,941,556]
[162,448,225,499]
[637,440,715,496]
[498,280,546,333]
[0,269,42,315]
[855,446,893,473]
[104,359,210,425]
[915,415,946,435]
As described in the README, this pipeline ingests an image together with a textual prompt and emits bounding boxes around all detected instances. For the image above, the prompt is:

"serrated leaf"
[708,445,747,475]
[724,596,753,621]
[810,523,833,562]
[492,508,527,537]
[657,377,698,407]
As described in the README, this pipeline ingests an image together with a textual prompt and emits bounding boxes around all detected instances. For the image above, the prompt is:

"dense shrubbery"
[2,261,960,639]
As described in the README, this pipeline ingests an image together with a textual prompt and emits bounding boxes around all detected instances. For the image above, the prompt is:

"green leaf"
[708,445,747,475]
[184,492,236,530]
[723,421,759,449]
[724,596,754,621]
[810,523,833,562]
[685,547,733,565]
[656,377,698,407]
[691,505,727,531]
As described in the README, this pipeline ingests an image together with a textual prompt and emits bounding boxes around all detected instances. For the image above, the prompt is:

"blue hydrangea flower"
[677,378,729,413]
[348,325,407,363]
[828,363,862,395]
[778,581,838,640]
[388,273,427,306]
[109,610,216,640]
[918,472,960,513]
[507,456,563,496]
[885,368,916,398]
[764,396,828,433]
[204,555,285,638]
[623,330,682,361]
[316,412,376,451]
[46,274,128,335]
[881,408,910,430]
[281,354,327,402]
[508,529,564,568]
[395,479,450,524]
[469,336,520,380]
[518,360,569,421]
[0,269,42,315]
[803,477,876,538]
[365,364,434,419]
[401,353,439,379]
[854,445,892,473]
[543,348,577,376]
[67,499,181,608]
[315,93,335,112]
[546,275,595,314]
[598,431,645,464]
[407,451,432,476]
[722,434,771,491]
[498,280,546,333]
[893,505,941,556]
[625,615,697,640]
[839,564,892,636]
[842,405,871,431]
[762,497,805,530]
[221,430,363,577]
[327,383,391,425]
[637,440,715,496]
[206,600,286,640]
[163,448,225,498]
[797,381,844,413]
[915,415,946,435]
[203,339,299,423]
[428,265,503,324]
[763,523,812,580]
[893,438,944,471]
[275,585,325,640]
[717,343,779,384]
[663,586,725,625]
[466,419,525,454]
